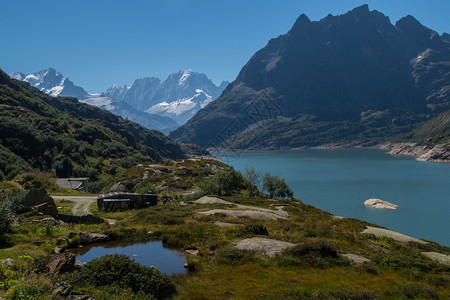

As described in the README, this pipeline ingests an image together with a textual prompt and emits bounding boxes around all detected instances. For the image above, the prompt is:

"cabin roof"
[55,178,89,190]
[97,192,157,200]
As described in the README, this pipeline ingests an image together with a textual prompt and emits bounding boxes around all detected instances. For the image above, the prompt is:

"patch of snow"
[178,69,192,85]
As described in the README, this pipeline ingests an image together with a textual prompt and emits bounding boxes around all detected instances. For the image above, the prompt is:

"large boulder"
[47,252,76,274]
[108,182,129,193]
[24,188,58,217]
[79,232,110,245]
[364,198,398,210]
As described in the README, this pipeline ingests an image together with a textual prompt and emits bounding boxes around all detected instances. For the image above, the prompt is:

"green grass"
[1,184,449,299]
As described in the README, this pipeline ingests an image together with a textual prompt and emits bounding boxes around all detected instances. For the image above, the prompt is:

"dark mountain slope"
[0,69,201,181]
[171,5,450,149]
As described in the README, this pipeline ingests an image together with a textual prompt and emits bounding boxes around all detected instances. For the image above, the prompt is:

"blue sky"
[1,0,449,92]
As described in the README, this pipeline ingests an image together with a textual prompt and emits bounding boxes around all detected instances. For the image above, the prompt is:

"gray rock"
[341,253,371,265]
[362,226,427,244]
[213,221,239,227]
[186,249,199,256]
[108,182,129,193]
[54,247,64,254]
[47,253,76,274]
[57,237,70,245]
[75,260,85,269]
[79,232,110,245]
[422,252,450,265]
[235,237,296,257]
[24,188,58,217]
[0,258,16,267]
[53,282,71,297]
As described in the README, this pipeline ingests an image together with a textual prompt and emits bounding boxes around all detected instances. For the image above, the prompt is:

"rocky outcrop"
[235,237,296,257]
[422,252,450,265]
[78,232,110,245]
[341,253,371,265]
[362,226,427,244]
[386,143,450,162]
[23,188,58,217]
[364,198,398,209]
[47,252,76,274]
[171,5,450,149]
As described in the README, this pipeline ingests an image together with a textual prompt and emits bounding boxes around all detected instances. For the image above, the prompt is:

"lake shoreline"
[209,142,449,163]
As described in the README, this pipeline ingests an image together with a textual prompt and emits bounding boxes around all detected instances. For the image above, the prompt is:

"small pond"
[72,240,187,275]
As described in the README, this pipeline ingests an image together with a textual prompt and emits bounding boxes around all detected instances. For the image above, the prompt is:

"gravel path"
[362,226,427,244]
[53,196,97,216]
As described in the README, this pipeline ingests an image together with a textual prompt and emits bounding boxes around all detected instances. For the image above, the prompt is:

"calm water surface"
[74,241,186,275]
[216,149,450,246]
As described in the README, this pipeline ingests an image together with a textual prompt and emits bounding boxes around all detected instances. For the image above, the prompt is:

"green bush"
[216,247,257,265]
[199,168,247,196]
[0,196,15,240]
[262,173,293,199]
[134,182,157,194]
[68,254,176,299]
[234,224,269,237]
[6,282,40,300]
[278,241,348,268]
[386,283,439,299]
[378,250,448,273]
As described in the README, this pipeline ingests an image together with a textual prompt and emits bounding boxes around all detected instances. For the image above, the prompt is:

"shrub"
[386,283,439,299]
[134,182,157,194]
[243,166,262,196]
[69,254,176,299]
[199,168,247,196]
[216,247,257,265]
[262,173,293,199]
[378,250,448,273]
[278,241,348,268]
[3,189,28,213]
[0,196,15,239]
[235,224,269,237]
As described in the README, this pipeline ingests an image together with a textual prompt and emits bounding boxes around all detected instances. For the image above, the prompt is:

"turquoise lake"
[215,149,450,246]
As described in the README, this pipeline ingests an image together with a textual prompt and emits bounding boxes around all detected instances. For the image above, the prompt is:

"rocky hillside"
[386,109,450,162]
[0,69,205,181]
[171,5,450,149]
[11,69,179,131]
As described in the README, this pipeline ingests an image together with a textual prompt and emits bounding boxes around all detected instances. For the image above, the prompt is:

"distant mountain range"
[10,68,229,131]
[105,70,228,125]
[0,68,206,182]
[171,5,450,149]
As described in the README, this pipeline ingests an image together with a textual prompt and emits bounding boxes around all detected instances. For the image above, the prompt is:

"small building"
[55,177,89,192]
[97,192,158,211]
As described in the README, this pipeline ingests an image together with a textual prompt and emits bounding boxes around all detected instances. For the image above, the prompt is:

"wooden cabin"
[97,192,158,211]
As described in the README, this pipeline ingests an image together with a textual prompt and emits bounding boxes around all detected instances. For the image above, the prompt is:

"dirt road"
[52,196,97,216]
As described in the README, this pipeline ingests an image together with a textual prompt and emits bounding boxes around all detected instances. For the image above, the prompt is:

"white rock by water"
[364,198,398,209]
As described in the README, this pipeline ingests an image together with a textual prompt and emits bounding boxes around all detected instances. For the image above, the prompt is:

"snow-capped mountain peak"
[104,70,229,125]
[10,68,87,99]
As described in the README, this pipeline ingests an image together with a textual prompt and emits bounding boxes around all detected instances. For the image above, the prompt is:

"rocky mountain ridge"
[170,5,450,150]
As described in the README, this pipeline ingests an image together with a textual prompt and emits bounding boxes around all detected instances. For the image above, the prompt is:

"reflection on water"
[72,240,186,275]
